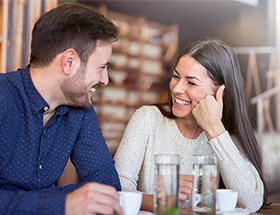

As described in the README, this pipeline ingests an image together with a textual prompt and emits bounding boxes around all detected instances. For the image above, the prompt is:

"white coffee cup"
[216,189,238,212]
[118,191,143,215]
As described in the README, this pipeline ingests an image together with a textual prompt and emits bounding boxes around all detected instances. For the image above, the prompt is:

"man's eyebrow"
[101,62,110,67]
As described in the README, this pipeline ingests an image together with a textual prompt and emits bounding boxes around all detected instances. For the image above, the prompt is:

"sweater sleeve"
[114,106,150,192]
[208,131,263,212]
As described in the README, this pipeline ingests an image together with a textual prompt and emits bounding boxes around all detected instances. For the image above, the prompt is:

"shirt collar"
[21,65,69,115]
[56,106,69,116]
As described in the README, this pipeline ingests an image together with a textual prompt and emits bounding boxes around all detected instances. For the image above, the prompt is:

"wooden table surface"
[179,204,280,215]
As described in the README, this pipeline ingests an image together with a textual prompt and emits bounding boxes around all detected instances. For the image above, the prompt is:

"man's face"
[60,42,112,109]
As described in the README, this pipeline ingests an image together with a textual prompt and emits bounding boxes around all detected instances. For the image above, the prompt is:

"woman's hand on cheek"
[192,85,226,140]
[192,95,219,125]
[215,85,225,119]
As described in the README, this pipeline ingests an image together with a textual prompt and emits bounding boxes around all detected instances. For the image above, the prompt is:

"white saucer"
[216,208,251,215]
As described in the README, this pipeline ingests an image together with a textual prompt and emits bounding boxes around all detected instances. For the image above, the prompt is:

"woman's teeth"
[175,98,190,105]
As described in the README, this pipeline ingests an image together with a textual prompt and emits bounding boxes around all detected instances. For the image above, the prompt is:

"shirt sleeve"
[208,131,264,212]
[0,190,65,215]
[69,107,121,191]
[114,106,150,192]
[27,107,121,195]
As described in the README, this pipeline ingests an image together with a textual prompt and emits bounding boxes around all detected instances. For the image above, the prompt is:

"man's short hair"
[30,4,118,67]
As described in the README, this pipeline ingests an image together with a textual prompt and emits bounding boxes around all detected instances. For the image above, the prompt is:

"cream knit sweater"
[114,106,263,212]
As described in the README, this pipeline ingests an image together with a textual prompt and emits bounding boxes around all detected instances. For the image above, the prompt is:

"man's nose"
[100,70,109,86]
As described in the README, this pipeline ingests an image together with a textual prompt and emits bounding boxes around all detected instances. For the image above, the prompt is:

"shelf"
[94,99,140,108]
[98,115,129,124]
[93,4,179,153]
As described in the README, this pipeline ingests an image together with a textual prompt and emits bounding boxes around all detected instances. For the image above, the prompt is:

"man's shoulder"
[0,70,23,88]
[0,72,8,86]
[0,73,11,99]
[0,70,24,98]
[0,69,23,79]
[0,74,8,106]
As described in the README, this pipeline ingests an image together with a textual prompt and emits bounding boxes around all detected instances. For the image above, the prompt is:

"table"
[179,204,280,215]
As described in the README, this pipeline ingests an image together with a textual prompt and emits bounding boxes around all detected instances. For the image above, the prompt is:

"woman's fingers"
[179,193,188,206]
[179,174,193,203]
[180,174,193,188]
[215,85,225,119]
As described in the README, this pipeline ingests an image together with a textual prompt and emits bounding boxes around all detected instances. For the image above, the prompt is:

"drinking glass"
[154,154,180,215]
[192,154,218,215]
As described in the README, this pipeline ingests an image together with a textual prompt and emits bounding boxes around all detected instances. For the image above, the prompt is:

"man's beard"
[60,64,92,109]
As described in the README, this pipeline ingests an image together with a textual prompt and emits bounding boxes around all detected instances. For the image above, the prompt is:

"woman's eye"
[172,74,180,79]
[188,81,196,86]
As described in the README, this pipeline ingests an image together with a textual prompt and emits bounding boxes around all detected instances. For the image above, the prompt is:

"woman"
[114,38,267,212]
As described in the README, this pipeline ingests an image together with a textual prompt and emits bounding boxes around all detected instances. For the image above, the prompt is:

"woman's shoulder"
[131,105,165,125]
[135,105,162,116]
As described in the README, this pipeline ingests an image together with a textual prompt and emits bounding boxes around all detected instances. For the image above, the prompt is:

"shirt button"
[44,106,49,111]
[39,164,42,169]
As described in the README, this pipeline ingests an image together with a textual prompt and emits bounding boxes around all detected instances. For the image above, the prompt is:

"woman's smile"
[174,98,191,106]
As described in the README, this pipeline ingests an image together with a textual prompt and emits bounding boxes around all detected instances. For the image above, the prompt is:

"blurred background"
[0,0,279,203]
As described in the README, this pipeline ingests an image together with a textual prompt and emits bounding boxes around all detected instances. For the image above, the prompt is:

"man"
[0,4,123,215]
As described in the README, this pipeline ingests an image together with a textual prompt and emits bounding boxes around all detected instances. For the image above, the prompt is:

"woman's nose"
[172,80,185,94]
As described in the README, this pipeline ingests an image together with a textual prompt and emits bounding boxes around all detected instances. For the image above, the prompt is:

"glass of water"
[154,154,180,215]
[192,154,218,215]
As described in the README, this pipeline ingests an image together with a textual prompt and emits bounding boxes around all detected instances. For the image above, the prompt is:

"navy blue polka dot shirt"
[0,66,121,215]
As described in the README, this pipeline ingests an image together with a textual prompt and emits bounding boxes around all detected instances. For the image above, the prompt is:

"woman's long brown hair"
[156,38,268,206]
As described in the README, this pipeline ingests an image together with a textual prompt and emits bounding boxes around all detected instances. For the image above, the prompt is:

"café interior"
[0,0,279,211]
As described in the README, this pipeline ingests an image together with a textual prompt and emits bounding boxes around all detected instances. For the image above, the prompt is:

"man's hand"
[65,182,123,215]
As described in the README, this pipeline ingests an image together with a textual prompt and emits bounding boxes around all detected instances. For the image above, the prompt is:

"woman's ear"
[61,49,80,76]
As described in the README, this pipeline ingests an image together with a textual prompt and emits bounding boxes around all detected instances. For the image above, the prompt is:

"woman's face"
[169,55,216,119]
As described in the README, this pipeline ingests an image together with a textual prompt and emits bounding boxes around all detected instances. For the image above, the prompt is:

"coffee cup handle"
[193,193,201,207]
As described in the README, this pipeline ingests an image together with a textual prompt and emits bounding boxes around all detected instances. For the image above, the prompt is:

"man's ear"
[61,49,80,76]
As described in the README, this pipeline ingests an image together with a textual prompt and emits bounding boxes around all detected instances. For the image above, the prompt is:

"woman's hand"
[179,174,193,206]
[192,85,226,140]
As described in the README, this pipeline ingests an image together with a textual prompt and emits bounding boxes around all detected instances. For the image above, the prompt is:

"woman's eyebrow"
[186,75,201,82]
[174,69,180,76]
[174,69,201,82]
